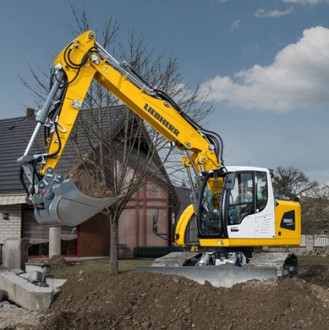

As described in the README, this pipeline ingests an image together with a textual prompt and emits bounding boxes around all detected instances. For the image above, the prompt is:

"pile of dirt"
[37,271,329,330]
[67,169,113,198]
[47,255,73,268]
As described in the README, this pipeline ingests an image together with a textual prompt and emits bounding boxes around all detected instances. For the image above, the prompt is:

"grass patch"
[298,255,329,266]
[50,258,153,278]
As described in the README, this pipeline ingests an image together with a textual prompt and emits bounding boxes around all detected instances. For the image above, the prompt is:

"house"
[0,107,179,259]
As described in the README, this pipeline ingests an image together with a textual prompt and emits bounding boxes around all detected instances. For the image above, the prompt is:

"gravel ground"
[0,303,42,329]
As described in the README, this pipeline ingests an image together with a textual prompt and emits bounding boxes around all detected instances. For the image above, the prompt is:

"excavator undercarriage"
[139,250,298,288]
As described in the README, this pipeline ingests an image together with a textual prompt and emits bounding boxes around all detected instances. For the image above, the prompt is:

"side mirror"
[224,173,235,190]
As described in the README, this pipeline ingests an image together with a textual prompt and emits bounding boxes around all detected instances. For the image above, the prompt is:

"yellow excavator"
[18,31,301,287]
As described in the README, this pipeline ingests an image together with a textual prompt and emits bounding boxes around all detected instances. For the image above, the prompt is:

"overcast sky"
[1,0,329,185]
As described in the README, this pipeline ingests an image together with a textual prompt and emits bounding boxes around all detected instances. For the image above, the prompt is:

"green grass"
[50,258,153,278]
[298,255,329,266]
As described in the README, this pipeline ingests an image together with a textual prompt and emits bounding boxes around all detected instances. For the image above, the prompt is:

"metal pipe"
[95,41,156,96]
[23,122,42,156]
[186,151,198,176]
[37,70,64,124]
[186,166,195,192]
[23,70,64,156]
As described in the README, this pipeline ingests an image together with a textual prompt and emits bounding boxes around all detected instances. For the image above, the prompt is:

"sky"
[1,0,329,185]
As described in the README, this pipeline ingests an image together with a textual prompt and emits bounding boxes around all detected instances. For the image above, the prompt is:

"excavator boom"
[18,30,222,227]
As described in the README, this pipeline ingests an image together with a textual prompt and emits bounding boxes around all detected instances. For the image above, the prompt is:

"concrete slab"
[19,271,43,283]
[11,268,24,275]
[46,277,67,291]
[25,263,50,273]
[0,270,53,311]
[25,264,51,279]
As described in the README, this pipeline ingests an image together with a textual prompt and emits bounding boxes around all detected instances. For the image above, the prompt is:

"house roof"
[0,107,177,205]
[0,114,37,193]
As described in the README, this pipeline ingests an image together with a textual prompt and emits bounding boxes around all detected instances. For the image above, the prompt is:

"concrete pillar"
[305,235,314,252]
[3,239,28,270]
[49,227,61,257]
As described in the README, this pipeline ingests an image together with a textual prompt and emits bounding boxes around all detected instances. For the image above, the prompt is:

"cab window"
[228,172,254,225]
[256,171,268,212]
[198,176,222,236]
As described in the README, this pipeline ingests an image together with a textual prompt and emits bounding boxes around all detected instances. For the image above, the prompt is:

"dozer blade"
[138,265,278,288]
[34,179,119,226]
[138,251,297,288]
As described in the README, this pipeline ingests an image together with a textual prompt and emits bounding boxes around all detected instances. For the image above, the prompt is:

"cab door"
[227,172,256,238]
[254,171,275,239]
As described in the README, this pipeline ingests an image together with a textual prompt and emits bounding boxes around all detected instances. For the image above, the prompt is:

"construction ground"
[1,251,329,330]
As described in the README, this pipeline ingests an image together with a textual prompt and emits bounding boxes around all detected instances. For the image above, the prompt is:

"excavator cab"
[195,167,271,243]
[182,166,301,248]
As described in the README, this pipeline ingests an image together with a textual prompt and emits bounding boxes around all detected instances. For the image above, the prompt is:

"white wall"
[0,205,22,244]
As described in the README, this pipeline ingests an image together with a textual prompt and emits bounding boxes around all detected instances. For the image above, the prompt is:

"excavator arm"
[18,30,224,226]
[44,31,221,174]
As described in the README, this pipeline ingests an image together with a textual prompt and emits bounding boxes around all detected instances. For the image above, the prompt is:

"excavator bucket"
[34,179,119,226]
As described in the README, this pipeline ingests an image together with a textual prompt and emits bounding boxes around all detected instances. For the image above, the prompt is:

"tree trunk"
[109,217,119,274]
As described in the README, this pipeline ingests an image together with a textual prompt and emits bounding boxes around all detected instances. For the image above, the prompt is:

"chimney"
[26,108,35,118]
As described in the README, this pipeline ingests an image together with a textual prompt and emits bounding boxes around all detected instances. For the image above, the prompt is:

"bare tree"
[300,184,329,235]
[273,166,318,200]
[23,7,214,274]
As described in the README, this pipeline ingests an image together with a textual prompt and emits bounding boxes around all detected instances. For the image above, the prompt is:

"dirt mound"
[38,271,329,330]
[47,255,72,267]
[67,169,113,198]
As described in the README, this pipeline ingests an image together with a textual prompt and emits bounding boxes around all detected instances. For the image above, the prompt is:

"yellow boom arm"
[17,30,223,226]
[43,30,220,176]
